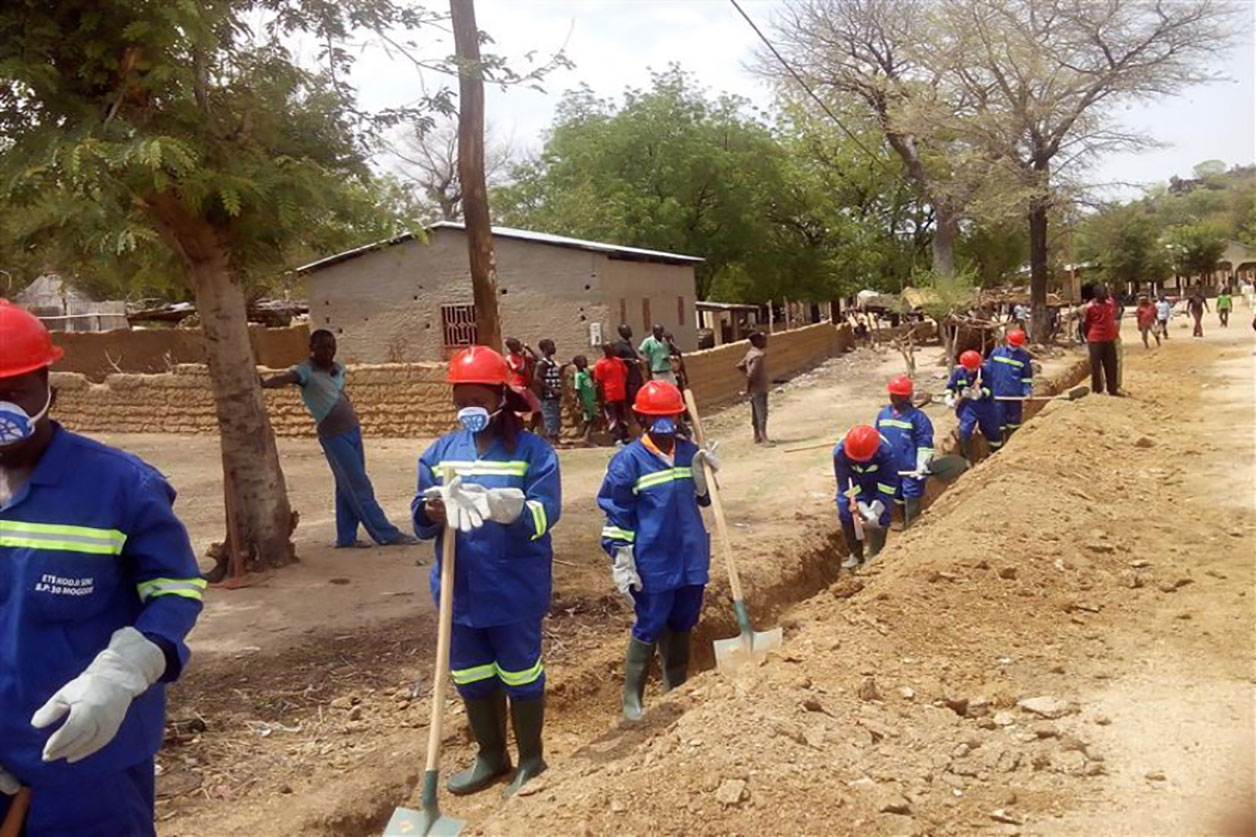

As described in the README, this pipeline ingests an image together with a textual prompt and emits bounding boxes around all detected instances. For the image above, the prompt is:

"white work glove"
[944,391,956,408]
[0,764,18,795]
[914,449,933,475]
[32,627,166,764]
[611,546,642,600]
[484,488,526,524]
[423,476,490,533]
[856,500,885,526]
[691,440,721,497]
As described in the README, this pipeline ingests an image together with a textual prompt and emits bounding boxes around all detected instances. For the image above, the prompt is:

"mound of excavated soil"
[475,365,1254,836]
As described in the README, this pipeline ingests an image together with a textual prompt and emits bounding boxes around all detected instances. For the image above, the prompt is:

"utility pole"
[450,0,502,351]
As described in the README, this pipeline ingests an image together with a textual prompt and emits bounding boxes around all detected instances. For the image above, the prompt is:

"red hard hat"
[1007,329,1026,347]
[633,380,685,416]
[447,345,510,386]
[843,424,881,462]
[887,375,914,397]
[0,300,63,379]
[960,350,982,371]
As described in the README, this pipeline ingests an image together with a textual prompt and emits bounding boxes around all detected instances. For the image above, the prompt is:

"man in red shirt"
[1083,284,1121,395]
[593,343,630,445]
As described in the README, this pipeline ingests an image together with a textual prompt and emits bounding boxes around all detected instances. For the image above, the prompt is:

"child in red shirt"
[593,343,630,445]
[1135,296,1159,348]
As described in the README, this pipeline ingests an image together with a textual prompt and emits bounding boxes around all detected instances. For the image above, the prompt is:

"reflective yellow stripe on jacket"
[0,521,126,555]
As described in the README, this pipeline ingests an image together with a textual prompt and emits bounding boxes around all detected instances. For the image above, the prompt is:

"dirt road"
[139,322,1253,835]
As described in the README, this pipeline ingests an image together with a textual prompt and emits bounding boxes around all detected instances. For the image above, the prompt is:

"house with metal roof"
[297,222,702,362]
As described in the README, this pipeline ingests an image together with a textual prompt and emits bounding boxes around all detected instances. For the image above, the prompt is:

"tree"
[767,0,1018,278]
[387,117,514,221]
[0,1,572,571]
[1078,204,1171,292]
[495,68,815,301]
[957,220,1030,288]
[943,0,1234,342]
[1167,222,1227,281]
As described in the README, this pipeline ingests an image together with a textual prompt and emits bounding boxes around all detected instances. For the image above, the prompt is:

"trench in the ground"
[325,356,1092,836]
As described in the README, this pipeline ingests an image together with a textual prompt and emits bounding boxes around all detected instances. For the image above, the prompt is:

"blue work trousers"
[630,584,705,643]
[897,474,927,502]
[1000,400,1024,433]
[449,620,545,701]
[0,758,155,836]
[319,427,402,547]
[958,404,1003,450]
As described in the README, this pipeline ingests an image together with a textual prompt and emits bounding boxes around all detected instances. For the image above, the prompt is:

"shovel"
[682,389,783,671]
[384,502,465,837]
[996,384,1090,402]
[896,454,970,485]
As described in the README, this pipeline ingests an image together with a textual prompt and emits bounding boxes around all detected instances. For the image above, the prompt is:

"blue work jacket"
[987,346,1033,397]
[832,437,899,514]
[874,404,935,474]
[412,430,560,628]
[946,365,998,417]
[0,425,203,785]
[597,438,711,593]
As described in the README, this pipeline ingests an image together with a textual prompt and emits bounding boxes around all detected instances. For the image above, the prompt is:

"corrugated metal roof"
[296,222,704,274]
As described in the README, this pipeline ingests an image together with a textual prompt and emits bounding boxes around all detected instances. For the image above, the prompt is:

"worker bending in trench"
[597,380,719,722]
[0,301,205,835]
[946,350,1003,462]
[834,424,899,569]
[874,375,934,528]
[412,346,561,798]
[987,329,1034,440]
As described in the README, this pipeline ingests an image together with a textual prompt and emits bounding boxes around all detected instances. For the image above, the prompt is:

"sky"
[352,0,1256,203]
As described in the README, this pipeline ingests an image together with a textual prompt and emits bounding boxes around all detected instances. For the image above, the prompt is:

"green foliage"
[1166,222,1227,279]
[494,68,919,303]
[912,266,979,322]
[0,1,457,294]
[1077,204,1171,289]
[957,220,1029,288]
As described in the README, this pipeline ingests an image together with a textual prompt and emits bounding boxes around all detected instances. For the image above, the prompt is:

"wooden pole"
[451,0,503,351]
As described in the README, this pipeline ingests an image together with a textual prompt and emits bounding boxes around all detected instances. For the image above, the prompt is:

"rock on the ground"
[993,711,1016,727]
[715,778,748,806]
[1017,696,1078,719]
[997,566,1019,580]
[990,809,1025,825]
[858,677,883,702]
[1145,770,1166,782]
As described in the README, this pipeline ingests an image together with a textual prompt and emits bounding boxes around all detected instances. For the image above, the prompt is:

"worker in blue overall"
[412,345,560,799]
[947,350,1003,462]
[0,300,204,836]
[833,424,899,570]
[988,329,1034,440]
[874,375,935,528]
[598,380,718,722]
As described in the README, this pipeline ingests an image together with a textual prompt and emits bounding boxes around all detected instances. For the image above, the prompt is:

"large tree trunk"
[451,0,503,351]
[147,195,297,572]
[1028,159,1051,344]
[932,203,959,278]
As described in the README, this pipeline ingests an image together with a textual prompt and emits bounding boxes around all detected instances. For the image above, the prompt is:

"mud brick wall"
[52,362,455,438]
[50,323,852,438]
[685,322,855,411]
[51,324,310,381]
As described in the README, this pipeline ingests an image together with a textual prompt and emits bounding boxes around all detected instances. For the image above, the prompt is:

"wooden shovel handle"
[424,471,458,775]
[0,788,30,837]
[683,390,746,603]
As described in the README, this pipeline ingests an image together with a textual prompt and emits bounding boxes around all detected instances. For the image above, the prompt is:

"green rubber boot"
[446,691,511,796]
[622,637,655,722]
[659,630,691,692]
[502,696,546,798]
[903,496,923,528]
[959,436,975,463]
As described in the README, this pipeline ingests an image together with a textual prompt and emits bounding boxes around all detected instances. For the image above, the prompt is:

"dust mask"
[457,406,500,434]
[0,386,51,447]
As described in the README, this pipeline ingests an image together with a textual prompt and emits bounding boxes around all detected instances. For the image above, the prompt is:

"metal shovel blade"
[925,455,970,484]
[383,807,466,837]
[713,626,784,672]
[1063,384,1090,400]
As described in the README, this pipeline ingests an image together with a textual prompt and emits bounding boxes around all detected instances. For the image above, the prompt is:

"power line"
[727,0,896,175]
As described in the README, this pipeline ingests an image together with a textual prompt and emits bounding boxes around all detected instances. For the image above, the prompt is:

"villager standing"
[638,324,675,386]
[262,329,414,547]
[1136,296,1160,348]
[612,324,645,411]
[1082,284,1121,396]
[1216,288,1233,327]
[1187,291,1209,338]
[737,331,772,446]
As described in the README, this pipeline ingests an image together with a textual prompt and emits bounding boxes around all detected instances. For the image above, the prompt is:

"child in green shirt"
[572,354,598,445]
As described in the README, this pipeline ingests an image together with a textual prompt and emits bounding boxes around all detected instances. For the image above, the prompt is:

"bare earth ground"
[103,318,1253,836]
